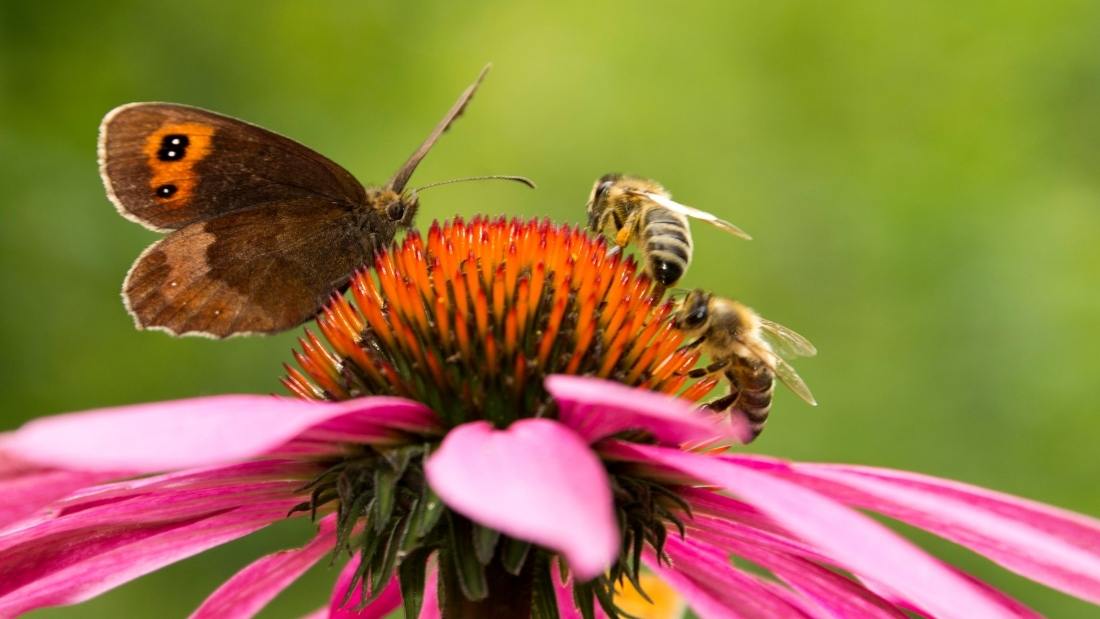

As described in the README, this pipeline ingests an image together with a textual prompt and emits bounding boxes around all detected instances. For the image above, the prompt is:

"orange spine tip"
[492,265,506,326]
[598,322,633,378]
[424,349,446,385]
[433,296,451,349]
[454,304,471,360]
[527,262,546,318]
[512,352,527,398]
[452,262,470,319]
[681,374,721,403]
[504,307,518,355]
[485,334,498,376]
[474,287,490,341]
[514,277,531,335]
[282,365,324,400]
[537,285,570,367]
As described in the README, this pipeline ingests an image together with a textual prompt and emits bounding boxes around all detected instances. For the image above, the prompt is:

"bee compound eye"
[684,301,708,327]
[595,180,613,199]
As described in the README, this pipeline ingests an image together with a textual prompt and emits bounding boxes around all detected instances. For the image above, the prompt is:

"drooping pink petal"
[327,553,403,619]
[746,459,1100,605]
[190,516,338,618]
[606,442,1032,619]
[551,559,607,619]
[546,375,748,446]
[0,450,126,531]
[418,562,440,619]
[686,517,906,618]
[644,536,809,618]
[425,420,618,580]
[0,478,302,553]
[43,459,318,521]
[0,500,297,616]
[7,396,437,472]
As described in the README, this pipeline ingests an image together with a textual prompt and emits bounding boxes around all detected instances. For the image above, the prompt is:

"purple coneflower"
[2,217,1099,618]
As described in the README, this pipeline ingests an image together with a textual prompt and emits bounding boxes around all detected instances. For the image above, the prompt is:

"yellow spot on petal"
[614,571,685,619]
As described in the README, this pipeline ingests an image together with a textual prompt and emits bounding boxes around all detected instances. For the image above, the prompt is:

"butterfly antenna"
[412,175,536,193]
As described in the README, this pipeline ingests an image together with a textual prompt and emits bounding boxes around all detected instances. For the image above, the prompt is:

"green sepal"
[501,537,532,575]
[472,524,500,566]
[398,546,434,619]
[447,515,488,601]
[530,552,561,619]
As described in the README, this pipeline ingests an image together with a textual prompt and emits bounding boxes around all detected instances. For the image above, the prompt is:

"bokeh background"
[3,1,1099,616]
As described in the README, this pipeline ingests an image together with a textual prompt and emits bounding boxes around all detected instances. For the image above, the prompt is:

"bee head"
[586,174,622,230]
[674,288,712,331]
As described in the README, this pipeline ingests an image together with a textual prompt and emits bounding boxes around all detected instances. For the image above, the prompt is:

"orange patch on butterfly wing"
[142,122,215,209]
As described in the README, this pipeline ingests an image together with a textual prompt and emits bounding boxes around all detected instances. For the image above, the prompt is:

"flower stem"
[440,550,535,619]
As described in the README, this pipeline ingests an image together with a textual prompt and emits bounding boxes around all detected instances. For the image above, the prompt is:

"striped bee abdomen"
[642,208,693,286]
[726,356,776,442]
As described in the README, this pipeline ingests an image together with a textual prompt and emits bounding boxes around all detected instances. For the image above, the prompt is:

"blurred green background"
[3,0,1099,616]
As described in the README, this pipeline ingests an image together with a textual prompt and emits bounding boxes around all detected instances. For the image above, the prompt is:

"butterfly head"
[368,187,419,230]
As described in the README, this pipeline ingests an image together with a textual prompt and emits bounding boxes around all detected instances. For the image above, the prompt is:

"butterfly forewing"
[99,103,366,231]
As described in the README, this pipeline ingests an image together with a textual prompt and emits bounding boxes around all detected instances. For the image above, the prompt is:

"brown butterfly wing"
[99,103,366,231]
[124,199,391,338]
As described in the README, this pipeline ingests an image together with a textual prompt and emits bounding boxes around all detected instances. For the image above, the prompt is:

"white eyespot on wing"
[637,191,753,240]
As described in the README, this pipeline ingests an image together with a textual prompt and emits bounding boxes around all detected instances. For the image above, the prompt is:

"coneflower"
[2,217,1099,618]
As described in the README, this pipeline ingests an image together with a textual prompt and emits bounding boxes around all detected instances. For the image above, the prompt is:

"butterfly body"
[100,68,489,338]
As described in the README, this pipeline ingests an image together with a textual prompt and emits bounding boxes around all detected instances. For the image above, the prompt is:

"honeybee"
[673,289,816,442]
[585,174,751,288]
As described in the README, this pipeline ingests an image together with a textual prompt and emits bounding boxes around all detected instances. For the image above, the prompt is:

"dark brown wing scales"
[99,103,366,231]
[123,200,386,337]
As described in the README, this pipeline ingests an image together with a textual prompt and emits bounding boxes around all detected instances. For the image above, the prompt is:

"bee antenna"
[412,175,536,193]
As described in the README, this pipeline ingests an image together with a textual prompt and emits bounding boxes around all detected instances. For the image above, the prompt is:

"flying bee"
[585,174,751,289]
[673,289,817,442]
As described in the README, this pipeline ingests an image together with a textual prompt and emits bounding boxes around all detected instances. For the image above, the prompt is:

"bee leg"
[614,210,641,247]
[706,392,739,411]
[683,336,706,350]
[688,358,730,378]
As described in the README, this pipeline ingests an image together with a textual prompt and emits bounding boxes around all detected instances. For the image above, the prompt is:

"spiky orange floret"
[283,217,716,427]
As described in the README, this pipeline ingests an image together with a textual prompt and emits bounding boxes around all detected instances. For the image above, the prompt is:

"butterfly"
[99,65,527,338]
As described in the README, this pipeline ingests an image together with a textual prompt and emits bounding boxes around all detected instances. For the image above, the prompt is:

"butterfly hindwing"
[123,199,392,337]
[99,103,367,231]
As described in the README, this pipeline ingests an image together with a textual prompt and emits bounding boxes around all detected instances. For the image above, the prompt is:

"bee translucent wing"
[638,192,753,240]
[774,357,817,406]
[759,318,818,358]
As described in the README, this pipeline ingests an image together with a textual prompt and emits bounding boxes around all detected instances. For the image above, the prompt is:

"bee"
[673,289,817,442]
[585,174,751,289]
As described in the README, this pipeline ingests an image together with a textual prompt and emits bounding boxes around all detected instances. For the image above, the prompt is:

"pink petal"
[606,442,1031,619]
[190,516,338,618]
[0,500,295,616]
[418,562,440,619]
[327,553,403,619]
[7,395,437,472]
[644,536,808,618]
[0,450,126,530]
[551,559,607,619]
[547,374,748,446]
[756,459,1100,606]
[0,478,302,552]
[425,420,618,580]
[44,459,318,520]
[687,516,906,618]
